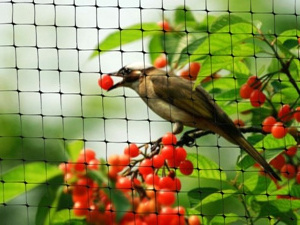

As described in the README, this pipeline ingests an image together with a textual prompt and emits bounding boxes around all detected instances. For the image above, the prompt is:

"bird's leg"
[178,129,214,147]
[177,128,200,146]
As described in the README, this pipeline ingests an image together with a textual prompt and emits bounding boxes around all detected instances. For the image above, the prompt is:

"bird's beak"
[107,72,125,91]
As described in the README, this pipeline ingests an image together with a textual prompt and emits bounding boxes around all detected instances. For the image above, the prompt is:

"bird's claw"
[178,134,195,147]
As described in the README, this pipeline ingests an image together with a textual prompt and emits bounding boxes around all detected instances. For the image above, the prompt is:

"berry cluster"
[239,75,300,139]
[262,104,300,139]
[240,75,265,107]
[59,133,200,225]
[59,150,114,224]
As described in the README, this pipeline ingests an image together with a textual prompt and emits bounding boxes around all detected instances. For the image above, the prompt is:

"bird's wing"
[151,75,241,136]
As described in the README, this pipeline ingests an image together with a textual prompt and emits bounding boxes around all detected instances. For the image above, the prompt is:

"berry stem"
[257,29,300,96]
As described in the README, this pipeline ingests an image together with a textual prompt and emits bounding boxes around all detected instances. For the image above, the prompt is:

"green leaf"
[148,34,164,64]
[236,152,256,170]
[66,140,83,162]
[257,203,298,225]
[272,87,299,104]
[269,199,300,212]
[172,36,207,66]
[288,59,300,80]
[194,56,233,85]
[222,102,253,116]
[209,213,239,225]
[174,6,196,25]
[232,59,251,76]
[214,89,237,101]
[254,134,296,151]
[283,39,299,49]
[188,187,219,206]
[209,14,251,33]
[290,185,300,198]
[164,33,186,63]
[0,162,61,203]
[181,153,226,180]
[270,80,290,93]
[86,170,108,185]
[35,176,64,225]
[192,189,236,209]
[243,174,273,195]
[51,209,85,224]
[91,23,160,57]
[277,29,300,45]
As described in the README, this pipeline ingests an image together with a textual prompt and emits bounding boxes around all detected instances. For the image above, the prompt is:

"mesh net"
[1,1,300,225]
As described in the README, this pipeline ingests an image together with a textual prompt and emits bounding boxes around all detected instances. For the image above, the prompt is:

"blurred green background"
[0,0,299,224]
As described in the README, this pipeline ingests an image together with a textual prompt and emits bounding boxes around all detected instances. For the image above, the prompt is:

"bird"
[106,62,281,181]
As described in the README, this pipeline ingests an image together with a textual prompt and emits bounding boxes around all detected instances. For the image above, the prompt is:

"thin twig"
[257,29,300,96]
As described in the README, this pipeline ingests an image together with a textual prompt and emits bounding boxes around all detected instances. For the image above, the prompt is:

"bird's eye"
[119,67,132,76]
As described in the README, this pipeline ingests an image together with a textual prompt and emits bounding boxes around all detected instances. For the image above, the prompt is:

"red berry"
[59,162,72,174]
[157,20,171,31]
[162,132,177,145]
[108,154,119,166]
[161,145,175,160]
[74,156,86,172]
[124,143,140,158]
[79,149,96,162]
[139,159,154,176]
[296,172,300,184]
[294,106,300,122]
[281,164,296,179]
[271,122,288,139]
[179,160,193,175]
[189,216,201,225]
[167,158,181,168]
[172,178,182,191]
[233,119,245,128]
[180,62,201,81]
[87,159,99,170]
[116,176,132,191]
[250,90,266,107]
[270,154,285,170]
[285,146,297,157]
[159,176,175,190]
[175,147,187,162]
[262,116,277,133]
[158,207,176,225]
[118,154,130,166]
[247,75,262,89]
[73,201,89,216]
[98,74,114,90]
[152,154,165,168]
[189,62,201,77]
[157,191,176,206]
[278,104,293,122]
[154,55,167,68]
[240,84,254,99]
[145,173,160,186]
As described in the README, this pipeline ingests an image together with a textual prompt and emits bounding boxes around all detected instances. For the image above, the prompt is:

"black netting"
[1,1,300,225]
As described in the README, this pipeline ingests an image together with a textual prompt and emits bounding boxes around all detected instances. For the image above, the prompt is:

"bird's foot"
[177,129,199,147]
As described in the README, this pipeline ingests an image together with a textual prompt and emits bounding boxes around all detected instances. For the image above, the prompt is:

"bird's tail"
[235,136,281,181]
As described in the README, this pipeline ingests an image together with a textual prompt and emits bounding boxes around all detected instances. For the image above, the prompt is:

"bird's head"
[107,62,155,91]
